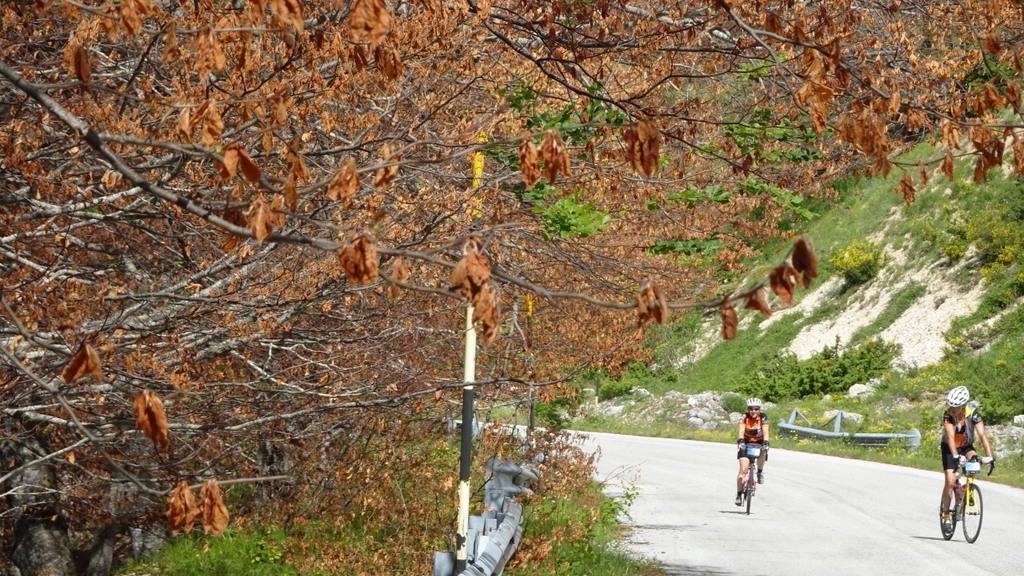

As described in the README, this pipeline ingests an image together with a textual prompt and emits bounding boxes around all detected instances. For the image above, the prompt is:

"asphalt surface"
[583,431,1024,576]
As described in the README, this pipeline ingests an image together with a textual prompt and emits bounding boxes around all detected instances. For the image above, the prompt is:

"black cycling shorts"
[941,443,976,470]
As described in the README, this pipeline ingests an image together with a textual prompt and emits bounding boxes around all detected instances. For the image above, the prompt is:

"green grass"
[118,530,298,576]
[511,479,658,576]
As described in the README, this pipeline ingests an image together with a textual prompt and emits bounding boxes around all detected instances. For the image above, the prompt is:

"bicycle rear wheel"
[961,484,983,543]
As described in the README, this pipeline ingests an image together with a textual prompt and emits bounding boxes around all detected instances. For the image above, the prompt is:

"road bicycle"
[940,456,994,542]
[739,443,763,515]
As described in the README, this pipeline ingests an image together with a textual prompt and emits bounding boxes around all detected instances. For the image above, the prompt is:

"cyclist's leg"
[737,452,749,493]
[940,447,958,513]
[942,469,957,508]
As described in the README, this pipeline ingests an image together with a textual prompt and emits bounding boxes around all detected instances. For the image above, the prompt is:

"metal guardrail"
[777,409,921,451]
[433,456,538,576]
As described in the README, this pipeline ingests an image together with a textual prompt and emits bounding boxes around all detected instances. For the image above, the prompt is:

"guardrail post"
[434,456,538,576]
[777,409,920,451]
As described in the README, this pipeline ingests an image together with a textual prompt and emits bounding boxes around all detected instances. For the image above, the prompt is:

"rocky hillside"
[589,209,1024,459]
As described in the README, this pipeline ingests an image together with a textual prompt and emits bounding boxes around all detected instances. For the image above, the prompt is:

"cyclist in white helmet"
[940,385,995,530]
[735,396,770,506]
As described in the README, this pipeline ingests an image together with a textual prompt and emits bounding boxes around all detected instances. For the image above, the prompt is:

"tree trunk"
[2,435,75,576]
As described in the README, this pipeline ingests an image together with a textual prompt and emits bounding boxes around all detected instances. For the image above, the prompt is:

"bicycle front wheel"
[961,484,983,543]
[745,471,755,515]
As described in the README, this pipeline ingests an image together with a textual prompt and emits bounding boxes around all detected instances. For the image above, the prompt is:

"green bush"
[592,362,664,401]
[722,394,747,413]
[535,395,575,428]
[828,240,885,284]
[736,339,899,402]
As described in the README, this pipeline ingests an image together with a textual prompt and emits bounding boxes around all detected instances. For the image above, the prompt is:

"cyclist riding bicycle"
[940,385,995,531]
[736,397,770,506]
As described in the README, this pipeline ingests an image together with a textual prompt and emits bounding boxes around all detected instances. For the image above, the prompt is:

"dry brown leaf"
[791,236,819,287]
[350,44,368,73]
[769,265,798,305]
[338,232,379,284]
[1013,129,1024,176]
[624,120,662,177]
[720,296,738,340]
[62,343,103,384]
[518,139,540,188]
[449,235,490,300]
[539,130,570,184]
[471,280,501,345]
[270,0,304,33]
[162,23,181,62]
[350,0,391,48]
[175,108,191,140]
[218,145,239,181]
[635,280,668,335]
[743,287,772,318]
[237,148,261,183]
[119,0,154,37]
[388,256,411,298]
[896,171,915,205]
[941,150,955,180]
[1007,81,1021,114]
[327,157,359,206]
[221,206,246,251]
[201,100,223,147]
[134,389,169,451]
[246,196,274,243]
[195,25,226,87]
[199,479,230,536]
[284,175,299,212]
[373,44,403,81]
[373,145,400,189]
[982,33,1001,55]
[73,45,92,93]
[166,480,198,536]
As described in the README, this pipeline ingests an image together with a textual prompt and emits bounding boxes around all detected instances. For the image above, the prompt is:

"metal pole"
[455,304,476,573]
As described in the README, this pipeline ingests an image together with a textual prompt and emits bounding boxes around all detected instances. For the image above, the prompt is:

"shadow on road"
[911,535,965,542]
[658,562,756,576]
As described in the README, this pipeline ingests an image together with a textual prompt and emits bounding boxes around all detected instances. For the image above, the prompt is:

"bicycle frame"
[943,457,993,542]
[741,445,762,515]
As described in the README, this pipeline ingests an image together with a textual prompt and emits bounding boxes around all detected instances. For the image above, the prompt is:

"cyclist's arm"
[762,420,770,443]
[736,420,745,442]
[943,420,960,457]
[975,420,994,459]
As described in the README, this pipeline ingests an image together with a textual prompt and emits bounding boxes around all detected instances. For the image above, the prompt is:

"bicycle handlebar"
[961,457,996,476]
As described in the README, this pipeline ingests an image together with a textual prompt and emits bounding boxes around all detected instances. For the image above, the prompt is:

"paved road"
[582,431,1024,576]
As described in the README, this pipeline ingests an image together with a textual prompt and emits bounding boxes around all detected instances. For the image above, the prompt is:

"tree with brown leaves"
[1,0,1021,573]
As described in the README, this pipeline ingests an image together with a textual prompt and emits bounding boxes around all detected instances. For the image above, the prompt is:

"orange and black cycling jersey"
[942,407,982,450]
[741,413,768,442]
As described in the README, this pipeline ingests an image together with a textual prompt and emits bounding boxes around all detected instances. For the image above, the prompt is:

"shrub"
[736,339,899,402]
[722,394,747,413]
[828,240,885,285]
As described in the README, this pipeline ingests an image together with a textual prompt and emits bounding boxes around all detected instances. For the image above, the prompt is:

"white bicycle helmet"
[745,397,762,408]
[947,386,970,407]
